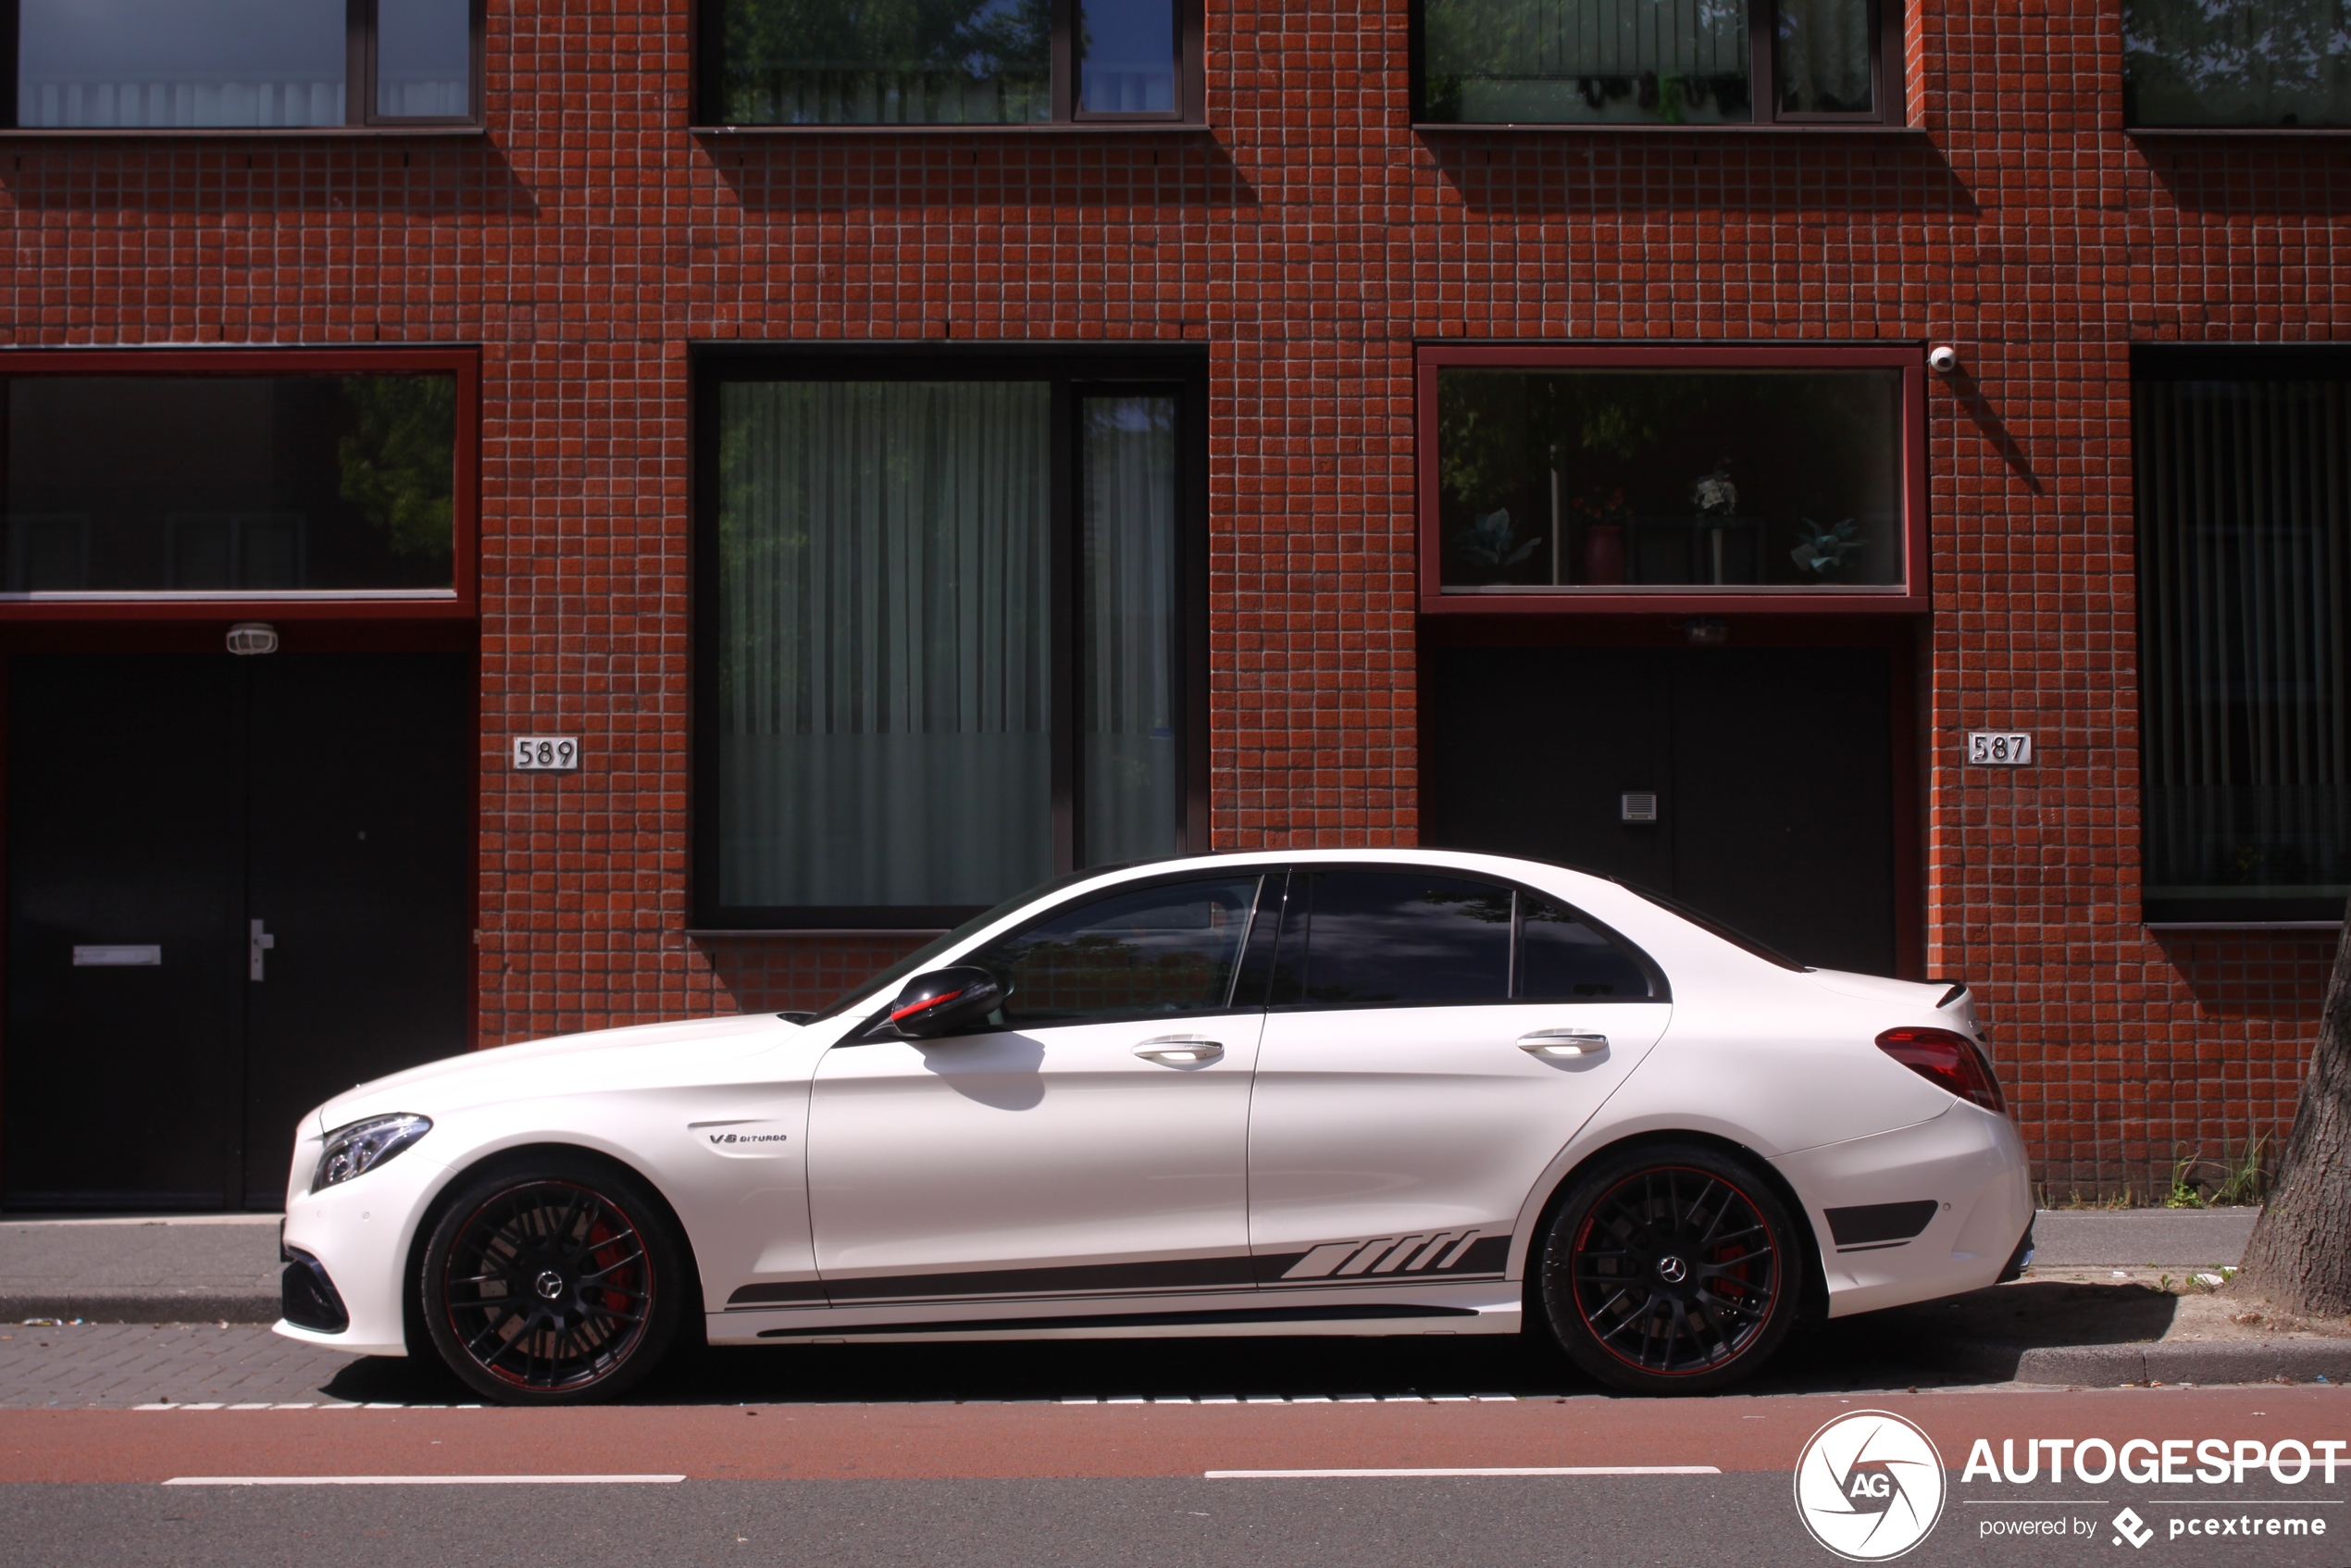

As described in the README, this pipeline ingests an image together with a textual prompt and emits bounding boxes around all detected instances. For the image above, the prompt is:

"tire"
[420,1153,688,1406]
[1536,1142,1801,1396]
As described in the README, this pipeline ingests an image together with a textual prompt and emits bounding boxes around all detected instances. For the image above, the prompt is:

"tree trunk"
[2234,900,2351,1316]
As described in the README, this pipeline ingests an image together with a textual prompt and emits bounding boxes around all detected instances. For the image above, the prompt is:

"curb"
[1934,1337,2351,1387]
[3,1290,280,1325]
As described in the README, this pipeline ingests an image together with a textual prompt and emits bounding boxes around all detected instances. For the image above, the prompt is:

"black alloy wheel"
[1538,1143,1801,1395]
[420,1157,687,1405]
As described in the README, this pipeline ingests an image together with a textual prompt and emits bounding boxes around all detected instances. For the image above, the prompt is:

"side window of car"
[969,874,1266,1028]
[1270,870,1515,1008]
[1518,893,1661,1002]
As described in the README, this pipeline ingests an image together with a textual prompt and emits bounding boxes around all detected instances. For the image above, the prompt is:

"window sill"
[2145,919,2345,931]
[685,927,951,939]
[2126,125,2351,138]
[0,124,486,140]
[690,121,1209,136]
[1412,120,1928,135]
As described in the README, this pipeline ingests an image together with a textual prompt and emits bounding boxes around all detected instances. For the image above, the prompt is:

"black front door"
[1425,644,1899,975]
[5,653,472,1211]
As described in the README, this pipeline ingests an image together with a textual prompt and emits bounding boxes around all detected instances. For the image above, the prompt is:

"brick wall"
[4,0,2340,1190]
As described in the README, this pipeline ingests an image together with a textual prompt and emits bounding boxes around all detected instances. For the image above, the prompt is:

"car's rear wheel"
[1537,1143,1800,1396]
[420,1156,687,1406]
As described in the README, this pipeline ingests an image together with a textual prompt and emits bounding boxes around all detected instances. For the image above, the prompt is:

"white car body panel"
[272,847,2034,1368]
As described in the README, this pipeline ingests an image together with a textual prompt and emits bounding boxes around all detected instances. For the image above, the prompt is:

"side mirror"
[887,966,1006,1039]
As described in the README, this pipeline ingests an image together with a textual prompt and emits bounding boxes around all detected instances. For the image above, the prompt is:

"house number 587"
[1965,731,2033,766]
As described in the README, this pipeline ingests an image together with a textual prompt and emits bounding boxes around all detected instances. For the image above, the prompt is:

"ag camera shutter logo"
[1794,1410,1947,1561]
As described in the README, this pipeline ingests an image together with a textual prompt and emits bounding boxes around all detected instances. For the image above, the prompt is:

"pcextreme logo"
[1795,1410,1948,1561]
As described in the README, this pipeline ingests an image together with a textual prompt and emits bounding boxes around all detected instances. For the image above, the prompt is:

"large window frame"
[0,346,479,621]
[693,0,1208,131]
[0,0,487,133]
[2133,343,2351,928]
[1416,343,1929,616]
[1409,0,1905,128]
[690,345,1211,933]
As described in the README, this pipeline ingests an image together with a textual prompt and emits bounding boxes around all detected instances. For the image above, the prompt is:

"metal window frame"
[0,0,486,131]
[0,345,480,621]
[691,0,1205,129]
[1415,342,1931,616]
[688,342,1212,932]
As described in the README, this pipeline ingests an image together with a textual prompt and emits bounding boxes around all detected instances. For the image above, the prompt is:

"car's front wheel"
[1537,1143,1800,1395]
[420,1155,688,1405]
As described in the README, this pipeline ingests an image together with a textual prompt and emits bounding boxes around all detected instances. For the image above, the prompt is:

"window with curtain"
[1417,0,1885,123]
[704,0,1194,125]
[2124,0,2351,126]
[699,360,1200,927]
[2135,353,2351,924]
[8,0,479,128]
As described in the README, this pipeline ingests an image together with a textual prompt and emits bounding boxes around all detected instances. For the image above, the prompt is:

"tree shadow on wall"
[1419,129,1982,218]
[2134,136,2351,217]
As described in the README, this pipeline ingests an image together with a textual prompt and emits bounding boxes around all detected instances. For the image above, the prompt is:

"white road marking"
[162,1475,688,1487]
[1205,1466,1722,1479]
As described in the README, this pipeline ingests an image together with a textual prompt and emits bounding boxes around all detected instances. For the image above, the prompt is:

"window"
[701,0,1202,126]
[1415,0,1897,124]
[694,351,1206,929]
[1420,346,1923,612]
[2124,0,2351,127]
[2135,348,2351,925]
[967,873,1263,1027]
[0,355,472,599]
[1265,870,1662,1008]
[6,0,480,129]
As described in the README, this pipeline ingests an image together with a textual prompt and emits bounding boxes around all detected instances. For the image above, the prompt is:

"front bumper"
[271,1139,451,1358]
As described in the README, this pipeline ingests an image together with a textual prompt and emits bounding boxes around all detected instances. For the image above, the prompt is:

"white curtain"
[716,380,1052,909]
[1079,396,1182,865]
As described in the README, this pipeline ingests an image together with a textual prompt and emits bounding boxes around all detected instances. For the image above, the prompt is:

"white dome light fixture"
[226,622,280,656]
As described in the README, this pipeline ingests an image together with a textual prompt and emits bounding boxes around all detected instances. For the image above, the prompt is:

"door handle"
[249,918,276,983]
[1134,1037,1224,1064]
[1518,1029,1608,1058]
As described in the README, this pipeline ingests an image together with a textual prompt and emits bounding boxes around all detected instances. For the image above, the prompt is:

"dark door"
[1425,645,1898,975]
[5,653,472,1211]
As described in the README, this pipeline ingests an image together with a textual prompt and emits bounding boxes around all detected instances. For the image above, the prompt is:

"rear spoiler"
[1931,979,1971,1009]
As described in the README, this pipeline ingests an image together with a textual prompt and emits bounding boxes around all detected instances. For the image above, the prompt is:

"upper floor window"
[0,351,475,604]
[702,0,1203,126]
[1415,0,1898,124]
[2135,347,2351,925]
[694,350,1207,930]
[2124,0,2351,126]
[6,0,481,130]
[1419,345,1924,613]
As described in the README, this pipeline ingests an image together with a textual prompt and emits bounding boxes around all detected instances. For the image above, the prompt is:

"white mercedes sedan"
[274,849,2033,1403]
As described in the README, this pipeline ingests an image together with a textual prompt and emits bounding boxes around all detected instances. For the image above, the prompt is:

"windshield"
[800,865,1132,1023]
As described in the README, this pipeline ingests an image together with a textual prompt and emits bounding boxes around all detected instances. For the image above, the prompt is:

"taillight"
[1875,1027,2005,1114]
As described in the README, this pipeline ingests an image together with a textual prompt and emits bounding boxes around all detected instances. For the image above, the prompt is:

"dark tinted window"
[1274,871,1513,1007]
[1520,894,1656,1001]
[973,874,1261,1027]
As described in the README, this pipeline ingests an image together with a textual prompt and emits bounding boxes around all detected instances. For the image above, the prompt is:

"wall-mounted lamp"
[1927,344,1960,375]
[226,622,280,656]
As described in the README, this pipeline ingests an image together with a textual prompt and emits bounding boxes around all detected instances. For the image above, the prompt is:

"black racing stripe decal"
[756,1302,1479,1338]
[725,1280,827,1307]
[1824,1200,1940,1248]
[820,1253,1263,1305]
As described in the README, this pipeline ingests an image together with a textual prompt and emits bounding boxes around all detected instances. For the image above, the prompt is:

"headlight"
[314,1114,433,1190]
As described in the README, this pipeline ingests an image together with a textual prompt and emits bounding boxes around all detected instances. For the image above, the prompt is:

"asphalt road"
[3,1325,2348,1565]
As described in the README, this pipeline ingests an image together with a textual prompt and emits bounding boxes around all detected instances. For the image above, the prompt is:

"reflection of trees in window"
[721,0,1052,123]
[2124,0,2351,124]
[336,375,455,560]
[1422,0,1751,123]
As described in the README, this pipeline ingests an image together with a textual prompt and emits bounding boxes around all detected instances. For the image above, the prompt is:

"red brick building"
[0,0,2341,1209]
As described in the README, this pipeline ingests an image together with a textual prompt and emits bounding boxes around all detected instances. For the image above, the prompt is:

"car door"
[1247,867,1673,1287]
[806,869,1274,1311]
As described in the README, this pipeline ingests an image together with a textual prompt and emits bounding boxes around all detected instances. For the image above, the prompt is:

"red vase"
[1582,524,1626,586]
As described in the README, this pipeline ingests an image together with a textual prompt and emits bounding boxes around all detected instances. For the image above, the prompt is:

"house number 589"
[513,736,580,771]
